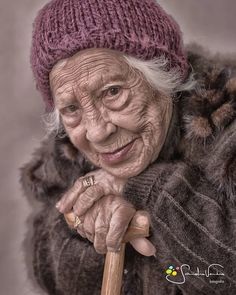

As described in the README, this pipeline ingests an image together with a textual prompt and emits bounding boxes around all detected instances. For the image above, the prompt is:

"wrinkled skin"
[50,48,173,254]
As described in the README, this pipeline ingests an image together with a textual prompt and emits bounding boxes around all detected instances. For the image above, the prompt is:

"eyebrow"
[90,73,126,93]
[53,72,126,106]
[53,89,75,108]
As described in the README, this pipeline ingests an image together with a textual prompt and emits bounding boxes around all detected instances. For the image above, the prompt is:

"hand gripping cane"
[64,211,150,295]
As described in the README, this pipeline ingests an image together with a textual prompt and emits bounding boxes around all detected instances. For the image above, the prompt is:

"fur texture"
[177,48,236,202]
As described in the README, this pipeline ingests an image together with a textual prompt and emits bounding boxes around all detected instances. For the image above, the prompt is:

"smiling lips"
[100,139,136,164]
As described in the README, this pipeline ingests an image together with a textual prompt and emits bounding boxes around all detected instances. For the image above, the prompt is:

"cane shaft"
[101,243,126,295]
[64,211,149,295]
[101,224,149,295]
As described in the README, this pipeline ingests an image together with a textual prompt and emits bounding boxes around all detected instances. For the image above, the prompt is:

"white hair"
[43,54,196,135]
[124,55,196,94]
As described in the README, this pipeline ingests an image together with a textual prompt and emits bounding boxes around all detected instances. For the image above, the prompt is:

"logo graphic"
[165,263,225,285]
[165,265,179,277]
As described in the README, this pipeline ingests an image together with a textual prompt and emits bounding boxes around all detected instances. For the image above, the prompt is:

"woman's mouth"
[100,139,136,165]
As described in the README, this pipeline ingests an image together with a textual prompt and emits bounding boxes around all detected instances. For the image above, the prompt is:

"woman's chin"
[87,140,150,178]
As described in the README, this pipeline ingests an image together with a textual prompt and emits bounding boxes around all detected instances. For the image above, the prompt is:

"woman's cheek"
[62,115,81,129]
[75,137,100,166]
[63,122,85,149]
[110,103,147,133]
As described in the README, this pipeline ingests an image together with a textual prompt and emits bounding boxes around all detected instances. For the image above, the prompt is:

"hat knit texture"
[31,0,189,110]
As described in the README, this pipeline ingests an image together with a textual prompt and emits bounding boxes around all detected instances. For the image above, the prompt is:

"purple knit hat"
[31,0,189,110]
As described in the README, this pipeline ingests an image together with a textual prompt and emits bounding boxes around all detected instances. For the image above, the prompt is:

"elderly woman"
[20,0,236,294]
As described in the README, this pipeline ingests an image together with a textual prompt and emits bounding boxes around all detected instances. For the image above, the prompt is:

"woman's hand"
[57,169,156,256]
[64,195,156,256]
[75,194,135,253]
[56,169,127,215]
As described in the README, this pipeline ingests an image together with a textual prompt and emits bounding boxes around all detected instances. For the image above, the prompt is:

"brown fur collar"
[177,46,236,202]
[182,46,236,143]
[20,48,236,204]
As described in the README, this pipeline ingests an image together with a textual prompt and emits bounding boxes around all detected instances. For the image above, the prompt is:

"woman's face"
[50,48,172,178]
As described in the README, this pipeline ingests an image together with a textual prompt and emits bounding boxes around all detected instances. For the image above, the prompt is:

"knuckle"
[76,184,104,213]
[95,184,104,195]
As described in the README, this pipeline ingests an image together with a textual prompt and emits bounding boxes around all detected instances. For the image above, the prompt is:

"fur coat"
[20,48,236,295]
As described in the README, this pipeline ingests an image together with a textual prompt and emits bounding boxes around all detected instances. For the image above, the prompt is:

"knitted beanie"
[31,0,189,110]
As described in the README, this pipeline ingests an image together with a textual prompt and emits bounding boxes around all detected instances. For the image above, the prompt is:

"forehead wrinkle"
[75,62,117,85]
[50,67,75,98]
[55,84,73,96]
[71,50,124,65]
[66,55,116,77]
[53,86,75,108]
[67,51,128,76]
[53,62,108,93]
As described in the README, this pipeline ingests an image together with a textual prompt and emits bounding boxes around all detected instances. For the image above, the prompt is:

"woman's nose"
[85,114,117,143]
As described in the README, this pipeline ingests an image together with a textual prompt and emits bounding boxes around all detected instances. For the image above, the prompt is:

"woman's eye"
[67,105,77,112]
[107,86,121,97]
[61,104,78,115]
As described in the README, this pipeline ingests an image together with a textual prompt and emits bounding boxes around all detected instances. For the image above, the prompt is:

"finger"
[82,210,96,243]
[56,179,86,213]
[73,184,104,216]
[64,211,85,229]
[131,210,150,228]
[93,211,110,254]
[130,238,156,257]
[106,204,135,252]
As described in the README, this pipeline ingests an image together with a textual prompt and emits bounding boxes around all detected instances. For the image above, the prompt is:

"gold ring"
[74,215,82,228]
[81,175,95,188]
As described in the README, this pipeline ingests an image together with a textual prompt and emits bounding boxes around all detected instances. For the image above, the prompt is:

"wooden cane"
[64,212,149,295]
[101,221,149,295]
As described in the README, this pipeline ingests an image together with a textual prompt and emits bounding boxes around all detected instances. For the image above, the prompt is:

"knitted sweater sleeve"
[123,124,236,294]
